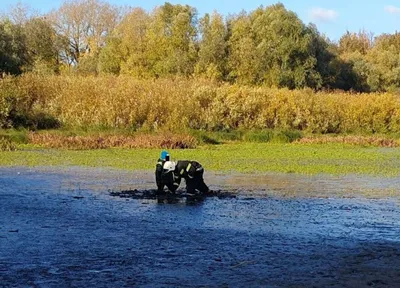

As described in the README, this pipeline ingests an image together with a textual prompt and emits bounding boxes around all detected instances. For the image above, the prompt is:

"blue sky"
[1,0,400,41]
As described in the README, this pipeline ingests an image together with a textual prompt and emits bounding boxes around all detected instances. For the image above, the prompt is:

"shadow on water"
[1,167,400,287]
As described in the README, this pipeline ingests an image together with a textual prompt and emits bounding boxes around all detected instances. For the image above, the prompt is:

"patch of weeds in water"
[1,143,400,176]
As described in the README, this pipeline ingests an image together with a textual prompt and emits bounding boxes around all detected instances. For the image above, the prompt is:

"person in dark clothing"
[160,160,209,196]
[158,160,181,194]
[155,150,172,195]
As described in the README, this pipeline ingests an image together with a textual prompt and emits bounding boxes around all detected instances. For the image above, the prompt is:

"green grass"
[0,129,29,144]
[1,142,400,176]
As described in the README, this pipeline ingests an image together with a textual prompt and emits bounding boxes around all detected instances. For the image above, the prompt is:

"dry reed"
[2,74,400,135]
[0,137,17,151]
[28,132,197,150]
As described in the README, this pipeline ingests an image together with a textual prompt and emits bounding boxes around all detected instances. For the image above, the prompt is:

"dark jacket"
[173,160,208,194]
[155,158,181,193]
[174,160,204,180]
[155,158,163,192]
[156,160,209,194]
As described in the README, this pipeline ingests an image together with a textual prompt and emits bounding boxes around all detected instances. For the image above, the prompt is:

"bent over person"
[174,160,209,195]
[155,150,172,195]
[157,159,210,196]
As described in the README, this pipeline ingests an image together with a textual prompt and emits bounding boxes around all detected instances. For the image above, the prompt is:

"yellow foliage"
[2,73,400,134]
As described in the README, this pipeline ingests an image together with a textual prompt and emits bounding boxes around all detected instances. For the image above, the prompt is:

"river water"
[1,167,400,287]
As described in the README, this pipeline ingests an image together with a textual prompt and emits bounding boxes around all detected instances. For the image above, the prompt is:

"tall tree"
[307,24,334,88]
[251,4,321,88]
[227,11,259,84]
[24,17,60,73]
[117,7,149,76]
[196,11,227,80]
[0,19,29,75]
[98,36,124,74]
[144,3,198,77]
[365,33,400,91]
[1,3,59,74]
[227,4,322,88]
[49,0,119,66]
[338,30,373,55]
[8,2,37,25]
[334,30,375,91]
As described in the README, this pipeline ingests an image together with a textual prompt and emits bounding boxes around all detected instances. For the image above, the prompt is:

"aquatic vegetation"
[1,143,399,176]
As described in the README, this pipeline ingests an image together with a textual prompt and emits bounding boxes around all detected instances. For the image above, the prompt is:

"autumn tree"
[338,30,373,55]
[195,11,227,80]
[49,0,119,67]
[98,36,124,74]
[24,17,60,74]
[115,7,149,76]
[144,3,198,77]
[227,4,323,88]
[8,2,37,25]
[365,33,400,91]
[3,0,400,92]
[226,11,259,84]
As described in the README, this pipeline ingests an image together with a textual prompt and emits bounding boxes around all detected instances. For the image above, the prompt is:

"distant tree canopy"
[0,19,28,75]
[1,0,400,92]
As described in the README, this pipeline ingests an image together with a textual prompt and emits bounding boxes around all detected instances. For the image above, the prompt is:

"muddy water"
[1,167,400,287]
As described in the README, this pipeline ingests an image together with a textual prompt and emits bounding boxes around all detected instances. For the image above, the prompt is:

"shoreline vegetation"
[1,75,400,136]
[1,128,400,150]
[1,76,400,177]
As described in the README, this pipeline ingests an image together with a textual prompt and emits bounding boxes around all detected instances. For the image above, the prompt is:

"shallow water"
[1,167,400,287]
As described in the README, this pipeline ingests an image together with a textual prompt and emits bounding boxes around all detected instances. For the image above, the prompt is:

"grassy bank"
[1,142,399,176]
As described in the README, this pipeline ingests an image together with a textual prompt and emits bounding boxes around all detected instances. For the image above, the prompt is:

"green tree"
[365,33,400,91]
[24,17,60,74]
[1,3,59,75]
[195,11,227,80]
[98,36,124,74]
[307,24,335,88]
[252,4,321,88]
[144,3,198,77]
[227,4,322,88]
[0,19,29,75]
[306,25,363,91]
[227,11,259,84]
